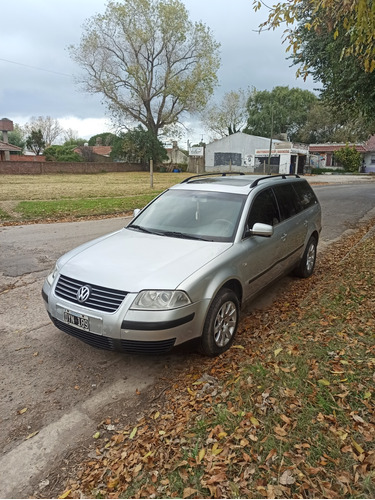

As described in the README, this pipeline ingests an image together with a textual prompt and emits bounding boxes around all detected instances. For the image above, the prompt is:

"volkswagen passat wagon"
[42,174,321,356]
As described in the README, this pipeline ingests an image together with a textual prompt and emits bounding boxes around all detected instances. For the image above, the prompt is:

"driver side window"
[247,188,280,229]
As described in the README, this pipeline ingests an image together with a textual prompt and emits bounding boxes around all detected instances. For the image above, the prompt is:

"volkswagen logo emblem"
[76,285,91,303]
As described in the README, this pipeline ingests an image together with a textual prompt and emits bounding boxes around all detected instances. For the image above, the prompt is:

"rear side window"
[292,181,318,209]
[272,184,302,221]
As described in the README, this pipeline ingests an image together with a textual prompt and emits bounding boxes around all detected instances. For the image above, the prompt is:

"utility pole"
[267,104,274,174]
[150,159,154,188]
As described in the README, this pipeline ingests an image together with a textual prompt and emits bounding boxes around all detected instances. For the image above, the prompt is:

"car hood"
[57,228,231,292]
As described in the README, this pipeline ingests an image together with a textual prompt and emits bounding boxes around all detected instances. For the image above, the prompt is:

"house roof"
[92,145,111,156]
[309,143,367,153]
[74,145,112,157]
[0,140,22,152]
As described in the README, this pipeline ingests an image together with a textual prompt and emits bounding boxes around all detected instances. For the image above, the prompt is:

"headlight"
[130,290,191,310]
[46,264,60,286]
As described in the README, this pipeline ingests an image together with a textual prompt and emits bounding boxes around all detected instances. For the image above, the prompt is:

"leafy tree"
[111,126,168,165]
[244,86,317,141]
[334,145,362,172]
[88,133,118,146]
[253,0,375,123]
[44,145,83,162]
[203,88,253,138]
[69,0,220,137]
[63,138,87,147]
[26,129,46,155]
[253,0,375,73]
[298,102,372,144]
[293,3,375,122]
[23,116,63,147]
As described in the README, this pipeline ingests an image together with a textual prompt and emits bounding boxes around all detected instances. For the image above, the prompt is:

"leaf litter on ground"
[59,219,375,499]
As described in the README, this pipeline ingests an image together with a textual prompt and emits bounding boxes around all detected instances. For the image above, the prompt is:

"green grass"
[0,207,11,220]
[0,172,190,200]
[15,194,159,220]
[0,171,191,222]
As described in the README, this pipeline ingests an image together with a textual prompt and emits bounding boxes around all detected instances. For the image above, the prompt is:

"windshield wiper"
[161,231,213,241]
[128,224,163,235]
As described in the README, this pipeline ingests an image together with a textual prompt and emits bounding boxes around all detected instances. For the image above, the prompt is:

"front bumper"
[42,280,208,354]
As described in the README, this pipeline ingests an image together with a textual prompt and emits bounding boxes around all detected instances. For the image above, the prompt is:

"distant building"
[255,142,309,175]
[74,145,112,162]
[0,118,22,161]
[205,132,282,173]
[309,142,367,169]
[164,141,188,167]
[363,135,375,173]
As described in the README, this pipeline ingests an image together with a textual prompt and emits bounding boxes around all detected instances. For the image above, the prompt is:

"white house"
[205,132,280,172]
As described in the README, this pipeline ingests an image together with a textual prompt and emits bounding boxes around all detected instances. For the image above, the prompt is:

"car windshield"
[128,189,246,242]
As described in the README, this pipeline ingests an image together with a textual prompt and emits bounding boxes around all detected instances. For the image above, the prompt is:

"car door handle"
[281,233,287,242]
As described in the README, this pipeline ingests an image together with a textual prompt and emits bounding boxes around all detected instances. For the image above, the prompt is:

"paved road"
[314,182,375,244]
[0,179,375,498]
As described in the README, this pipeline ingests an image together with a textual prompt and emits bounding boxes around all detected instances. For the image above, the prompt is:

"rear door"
[272,183,308,271]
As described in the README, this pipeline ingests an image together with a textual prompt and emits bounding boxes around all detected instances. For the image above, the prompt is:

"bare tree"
[69,0,220,137]
[23,116,64,147]
[63,128,80,143]
[203,88,253,139]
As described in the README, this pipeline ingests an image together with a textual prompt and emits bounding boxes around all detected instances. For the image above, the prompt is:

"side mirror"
[250,222,273,237]
[133,208,141,218]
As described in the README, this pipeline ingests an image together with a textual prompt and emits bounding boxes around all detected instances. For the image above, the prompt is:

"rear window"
[292,181,318,209]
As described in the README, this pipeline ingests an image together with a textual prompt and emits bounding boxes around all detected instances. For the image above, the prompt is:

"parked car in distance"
[42,173,322,356]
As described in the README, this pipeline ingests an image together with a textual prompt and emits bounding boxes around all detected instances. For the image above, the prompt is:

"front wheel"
[200,288,239,357]
[294,236,317,278]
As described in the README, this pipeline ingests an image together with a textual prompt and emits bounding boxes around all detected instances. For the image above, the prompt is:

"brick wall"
[0,161,147,175]
[9,155,46,162]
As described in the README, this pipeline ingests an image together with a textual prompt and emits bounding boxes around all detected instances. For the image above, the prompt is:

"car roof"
[171,173,305,195]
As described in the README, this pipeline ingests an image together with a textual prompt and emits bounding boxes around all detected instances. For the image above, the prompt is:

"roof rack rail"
[250,173,300,188]
[181,172,245,184]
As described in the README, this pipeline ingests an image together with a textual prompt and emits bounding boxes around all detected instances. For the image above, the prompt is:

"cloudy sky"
[1,0,318,144]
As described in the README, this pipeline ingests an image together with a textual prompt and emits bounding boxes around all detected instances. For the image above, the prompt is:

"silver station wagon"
[42,174,322,356]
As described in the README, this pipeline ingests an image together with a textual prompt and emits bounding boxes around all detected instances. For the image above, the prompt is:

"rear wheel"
[200,288,239,356]
[294,236,317,278]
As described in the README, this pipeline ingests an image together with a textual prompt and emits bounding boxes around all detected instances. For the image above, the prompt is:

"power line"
[0,57,72,77]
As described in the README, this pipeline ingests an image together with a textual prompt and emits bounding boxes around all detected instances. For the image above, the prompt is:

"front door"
[240,188,283,302]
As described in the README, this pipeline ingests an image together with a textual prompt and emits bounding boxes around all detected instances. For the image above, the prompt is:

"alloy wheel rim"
[306,243,316,272]
[213,300,237,347]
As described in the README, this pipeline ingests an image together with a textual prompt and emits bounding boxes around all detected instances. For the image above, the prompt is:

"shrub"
[334,145,361,172]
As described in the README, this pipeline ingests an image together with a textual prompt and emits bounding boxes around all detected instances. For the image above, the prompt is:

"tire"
[294,236,317,278]
[200,288,240,356]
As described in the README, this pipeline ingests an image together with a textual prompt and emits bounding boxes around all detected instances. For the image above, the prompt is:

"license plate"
[64,310,90,331]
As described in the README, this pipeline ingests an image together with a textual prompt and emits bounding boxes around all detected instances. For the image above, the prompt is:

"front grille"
[55,274,128,313]
[52,317,116,350]
[120,338,176,354]
[51,316,176,354]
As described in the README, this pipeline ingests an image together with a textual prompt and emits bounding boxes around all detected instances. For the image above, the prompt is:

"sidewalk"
[305,173,375,184]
